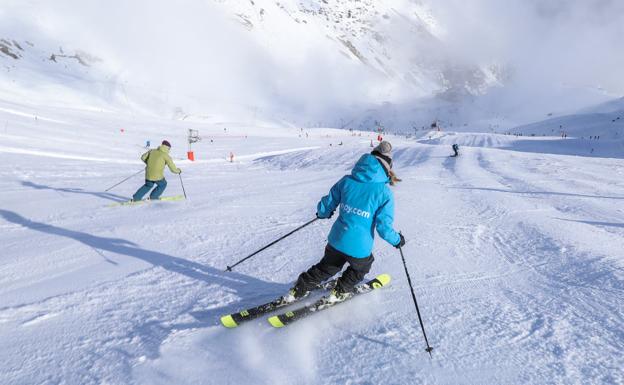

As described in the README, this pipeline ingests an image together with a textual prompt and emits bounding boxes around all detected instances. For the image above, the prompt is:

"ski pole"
[179,173,187,199]
[226,217,319,272]
[398,243,434,358]
[105,169,144,192]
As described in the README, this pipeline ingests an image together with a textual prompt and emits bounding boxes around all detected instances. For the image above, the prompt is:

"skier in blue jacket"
[288,141,405,303]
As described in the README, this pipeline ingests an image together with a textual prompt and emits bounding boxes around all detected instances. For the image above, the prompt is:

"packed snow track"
[1,117,623,384]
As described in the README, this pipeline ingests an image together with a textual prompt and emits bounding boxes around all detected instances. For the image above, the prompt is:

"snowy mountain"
[0,0,511,128]
[0,37,118,108]
[211,0,504,97]
[3,0,622,132]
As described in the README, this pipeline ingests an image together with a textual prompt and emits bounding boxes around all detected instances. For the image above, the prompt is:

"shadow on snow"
[21,180,128,202]
[0,209,287,325]
[555,218,624,229]
[450,186,624,200]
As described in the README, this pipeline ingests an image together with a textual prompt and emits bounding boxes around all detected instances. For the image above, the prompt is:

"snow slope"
[1,101,623,384]
[419,131,624,159]
[417,96,624,159]
[510,97,624,140]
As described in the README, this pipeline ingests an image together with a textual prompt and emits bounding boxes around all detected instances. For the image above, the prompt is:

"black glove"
[394,233,406,249]
[178,169,182,174]
[316,210,334,219]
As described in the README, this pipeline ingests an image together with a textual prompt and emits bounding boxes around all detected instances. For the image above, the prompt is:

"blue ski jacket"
[317,154,401,258]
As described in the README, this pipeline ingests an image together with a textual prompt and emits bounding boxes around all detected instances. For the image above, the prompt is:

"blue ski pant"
[133,179,167,200]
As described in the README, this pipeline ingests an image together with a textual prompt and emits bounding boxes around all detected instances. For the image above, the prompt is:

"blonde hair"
[389,170,402,186]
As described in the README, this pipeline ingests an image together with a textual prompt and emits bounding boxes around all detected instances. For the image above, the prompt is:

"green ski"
[268,274,391,328]
[108,195,185,207]
[220,278,340,328]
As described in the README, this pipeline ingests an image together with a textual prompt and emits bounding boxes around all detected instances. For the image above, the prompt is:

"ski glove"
[316,210,334,219]
[394,233,406,249]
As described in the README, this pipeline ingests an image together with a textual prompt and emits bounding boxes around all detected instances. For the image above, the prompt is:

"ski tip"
[220,315,238,328]
[375,273,391,287]
[268,315,285,328]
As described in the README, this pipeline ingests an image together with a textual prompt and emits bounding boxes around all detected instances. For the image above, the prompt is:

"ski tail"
[220,306,267,328]
[221,314,238,328]
[268,313,288,328]
[158,195,185,202]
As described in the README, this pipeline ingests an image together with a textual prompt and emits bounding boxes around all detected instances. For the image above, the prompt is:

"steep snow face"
[211,0,503,100]
[0,0,508,126]
[0,37,121,110]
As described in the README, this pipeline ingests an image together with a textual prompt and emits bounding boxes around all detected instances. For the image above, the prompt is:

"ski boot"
[325,287,352,304]
[281,284,310,305]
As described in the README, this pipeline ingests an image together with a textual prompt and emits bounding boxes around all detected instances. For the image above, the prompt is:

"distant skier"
[132,140,181,201]
[451,143,459,157]
[286,141,405,303]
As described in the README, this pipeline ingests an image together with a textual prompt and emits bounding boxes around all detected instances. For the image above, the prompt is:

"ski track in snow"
[0,109,623,384]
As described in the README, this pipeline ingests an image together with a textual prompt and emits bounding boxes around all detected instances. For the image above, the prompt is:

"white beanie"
[373,141,392,158]
[372,141,392,174]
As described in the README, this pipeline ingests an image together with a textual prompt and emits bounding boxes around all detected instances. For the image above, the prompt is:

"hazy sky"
[1,0,622,122]
[429,0,624,92]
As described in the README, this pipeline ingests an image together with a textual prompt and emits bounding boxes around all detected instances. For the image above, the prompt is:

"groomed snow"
[1,102,623,385]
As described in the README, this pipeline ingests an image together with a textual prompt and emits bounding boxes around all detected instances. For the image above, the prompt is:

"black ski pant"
[295,244,374,293]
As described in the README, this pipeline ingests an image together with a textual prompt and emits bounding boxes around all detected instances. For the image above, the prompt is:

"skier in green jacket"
[132,140,181,201]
